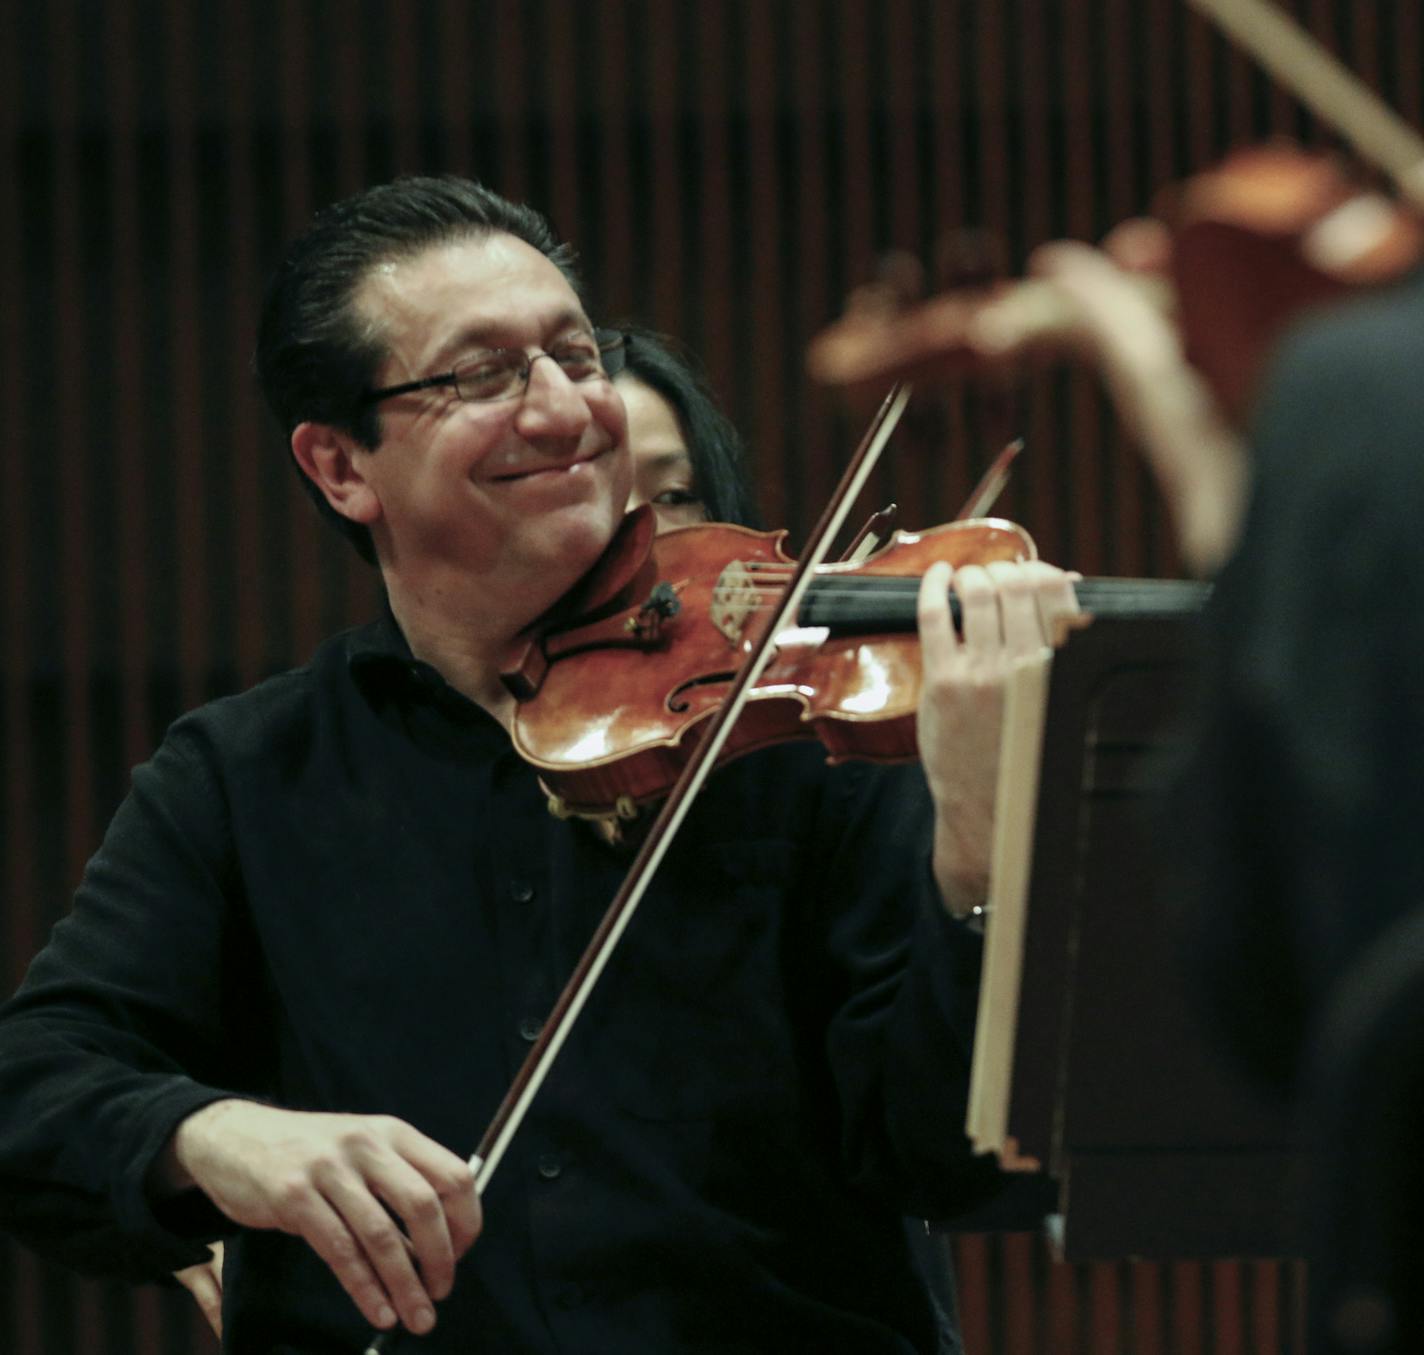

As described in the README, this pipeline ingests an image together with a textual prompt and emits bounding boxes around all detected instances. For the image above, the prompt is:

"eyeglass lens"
[453,333,624,402]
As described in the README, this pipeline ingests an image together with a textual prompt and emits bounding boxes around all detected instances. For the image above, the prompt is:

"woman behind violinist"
[615,325,763,533]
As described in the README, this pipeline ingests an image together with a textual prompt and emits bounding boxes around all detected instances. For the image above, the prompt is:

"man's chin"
[557,501,626,567]
[519,498,625,590]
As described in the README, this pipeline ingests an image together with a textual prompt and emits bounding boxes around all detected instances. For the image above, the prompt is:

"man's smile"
[486,442,615,482]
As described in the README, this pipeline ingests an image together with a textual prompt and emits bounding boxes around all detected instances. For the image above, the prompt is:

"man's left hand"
[916,558,1080,916]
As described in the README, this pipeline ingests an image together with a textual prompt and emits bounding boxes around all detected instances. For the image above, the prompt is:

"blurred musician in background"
[1024,232,1424,1089]
[1027,227,1424,1353]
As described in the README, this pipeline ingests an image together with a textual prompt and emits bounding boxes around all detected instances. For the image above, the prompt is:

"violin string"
[717,569,1195,597]
[713,577,1181,597]
[708,579,1203,614]
[722,584,1194,599]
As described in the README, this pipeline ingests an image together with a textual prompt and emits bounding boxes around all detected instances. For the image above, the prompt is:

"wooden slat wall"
[2,2,1416,1350]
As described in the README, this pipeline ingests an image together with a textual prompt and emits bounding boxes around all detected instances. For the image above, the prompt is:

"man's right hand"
[160,1099,481,1338]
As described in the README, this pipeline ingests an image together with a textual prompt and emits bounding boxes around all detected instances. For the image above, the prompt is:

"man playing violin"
[0,176,1077,1353]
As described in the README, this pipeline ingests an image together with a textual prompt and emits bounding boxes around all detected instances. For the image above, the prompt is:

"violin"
[503,508,1208,820]
[808,0,1424,426]
[807,144,1424,424]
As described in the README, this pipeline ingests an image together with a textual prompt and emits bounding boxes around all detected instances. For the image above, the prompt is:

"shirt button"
[510,879,535,902]
[537,1153,563,1180]
[518,1016,542,1043]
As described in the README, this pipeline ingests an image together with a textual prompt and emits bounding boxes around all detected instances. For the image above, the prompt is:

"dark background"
[3,2,1417,1350]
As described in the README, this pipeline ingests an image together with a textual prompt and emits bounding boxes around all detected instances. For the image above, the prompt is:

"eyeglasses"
[361,329,628,406]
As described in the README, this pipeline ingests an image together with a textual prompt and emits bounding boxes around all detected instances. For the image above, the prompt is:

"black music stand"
[958,614,1302,1259]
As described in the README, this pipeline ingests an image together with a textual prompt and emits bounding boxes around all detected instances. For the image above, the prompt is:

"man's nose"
[514,356,591,441]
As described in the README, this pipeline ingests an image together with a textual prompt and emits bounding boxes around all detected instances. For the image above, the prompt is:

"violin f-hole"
[666,671,737,714]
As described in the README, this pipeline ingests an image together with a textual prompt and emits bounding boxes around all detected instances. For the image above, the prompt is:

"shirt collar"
[345,609,490,726]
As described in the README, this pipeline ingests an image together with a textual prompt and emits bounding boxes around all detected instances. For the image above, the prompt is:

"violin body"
[1168,145,1424,420]
[510,517,1035,816]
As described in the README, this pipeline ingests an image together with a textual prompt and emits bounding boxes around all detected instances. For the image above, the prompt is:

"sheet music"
[966,647,1053,1165]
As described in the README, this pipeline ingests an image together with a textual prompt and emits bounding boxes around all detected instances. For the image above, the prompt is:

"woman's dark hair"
[255,176,580,563]
[615,326,761,530]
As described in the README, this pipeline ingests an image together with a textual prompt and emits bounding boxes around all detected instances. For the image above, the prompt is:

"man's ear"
[290,422,381,525]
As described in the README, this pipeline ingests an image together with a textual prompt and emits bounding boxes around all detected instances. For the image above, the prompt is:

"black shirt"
[1175,267,1424,1091]
[0,614,999,1354]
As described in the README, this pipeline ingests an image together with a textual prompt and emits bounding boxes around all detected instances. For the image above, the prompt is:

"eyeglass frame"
[358,328,629,407]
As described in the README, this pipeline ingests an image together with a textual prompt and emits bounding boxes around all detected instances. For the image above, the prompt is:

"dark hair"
[615,326,760,530]
[255,176,581,563]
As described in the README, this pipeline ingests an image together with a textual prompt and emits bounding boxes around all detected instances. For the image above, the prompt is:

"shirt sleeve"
[0,719,259,1279]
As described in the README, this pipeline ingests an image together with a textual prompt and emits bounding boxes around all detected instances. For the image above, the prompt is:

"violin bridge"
[711,560,757,645]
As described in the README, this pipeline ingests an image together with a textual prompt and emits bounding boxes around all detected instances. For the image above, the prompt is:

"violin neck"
[797,576,1211,635]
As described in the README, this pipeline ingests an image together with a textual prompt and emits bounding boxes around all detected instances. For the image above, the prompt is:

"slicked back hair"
[255,176,581,564]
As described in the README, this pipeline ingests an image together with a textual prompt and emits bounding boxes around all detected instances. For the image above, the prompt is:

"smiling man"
[0,177,1076,1354]
[290,230,631,721]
